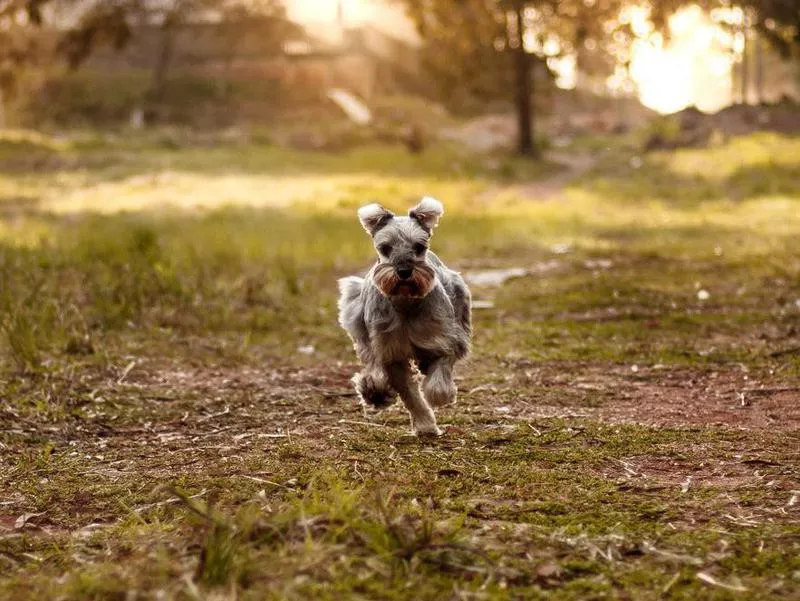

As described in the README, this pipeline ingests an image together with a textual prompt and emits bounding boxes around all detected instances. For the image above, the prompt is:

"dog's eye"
[378,244,392,256]
[413,243,427,255]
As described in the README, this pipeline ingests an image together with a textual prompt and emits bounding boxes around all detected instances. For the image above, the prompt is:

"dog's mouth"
[374,263,435,299]
[393,281,421,297]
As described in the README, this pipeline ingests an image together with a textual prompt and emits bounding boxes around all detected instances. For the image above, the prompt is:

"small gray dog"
[338,197,472,435]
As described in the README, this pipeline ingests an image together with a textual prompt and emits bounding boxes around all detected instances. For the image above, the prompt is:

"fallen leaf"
[14,512,45,530]
[696,571,748,592]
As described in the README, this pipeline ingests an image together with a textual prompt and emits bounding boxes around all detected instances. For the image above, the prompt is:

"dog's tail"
[338,276,363,304]
[337,276,364,328]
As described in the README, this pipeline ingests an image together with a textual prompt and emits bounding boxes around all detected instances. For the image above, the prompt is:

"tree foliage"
[743,0,799,56]
[398,0,632,107]
[395,0,631,155]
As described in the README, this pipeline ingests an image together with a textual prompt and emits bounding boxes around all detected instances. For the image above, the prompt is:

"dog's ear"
[358,203,395,236]
[409,197,444,232]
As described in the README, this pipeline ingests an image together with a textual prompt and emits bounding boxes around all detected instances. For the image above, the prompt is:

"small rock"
[535,561,562,582]
[464,268,527,287]
[471,300,495,309]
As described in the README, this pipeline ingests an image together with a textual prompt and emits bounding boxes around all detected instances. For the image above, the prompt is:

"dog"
[337,197,472,435]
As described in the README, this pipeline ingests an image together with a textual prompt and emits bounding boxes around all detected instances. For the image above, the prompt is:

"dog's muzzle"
[374,263,435,298]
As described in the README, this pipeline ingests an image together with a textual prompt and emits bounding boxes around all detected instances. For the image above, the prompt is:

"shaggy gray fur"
[337,197,472,435]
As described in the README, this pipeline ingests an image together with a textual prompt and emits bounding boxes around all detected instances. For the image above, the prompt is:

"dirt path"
[91,360,800,443]
[8,359,795,491]
[477,150,597,204]
[517,151,597,199]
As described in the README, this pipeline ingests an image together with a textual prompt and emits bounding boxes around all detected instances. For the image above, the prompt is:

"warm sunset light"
[290,1,741,115]
[286,0,418,41]
[287,0,381,27]
[543,4,739,114]
[628,5,735,113]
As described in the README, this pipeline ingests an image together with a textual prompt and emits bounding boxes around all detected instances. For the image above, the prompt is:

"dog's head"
[357,197,444,299]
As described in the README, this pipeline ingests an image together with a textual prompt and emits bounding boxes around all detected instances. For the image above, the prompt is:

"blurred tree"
[394,0,629,157]
[648,1,798,54]
[0,0,291,124]
[0,0,297,126]
[59,0,291,109]
[0,0,60,124]
[742,0,799,57]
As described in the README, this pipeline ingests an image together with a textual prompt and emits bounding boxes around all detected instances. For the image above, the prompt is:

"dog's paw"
[361,389,396,410]
[413,422,443,437]
[424,383,457,408]
[354,373,396,410]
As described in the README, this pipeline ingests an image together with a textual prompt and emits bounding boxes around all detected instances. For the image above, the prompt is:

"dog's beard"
[373,263,435,298]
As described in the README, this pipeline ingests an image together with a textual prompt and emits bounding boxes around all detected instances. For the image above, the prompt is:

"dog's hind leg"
[387,361,441,436]
[421,357,457,408]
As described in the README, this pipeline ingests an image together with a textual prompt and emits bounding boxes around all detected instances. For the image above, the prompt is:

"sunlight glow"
[287,0,367,24]
[285,0,418,42]
[285,1,738,115]
[628,5,734,114]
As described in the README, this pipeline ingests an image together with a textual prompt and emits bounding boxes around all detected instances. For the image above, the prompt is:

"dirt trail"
[109,361,800,442]
[478,150,597,204]
[517,151,597,199]
[13,359,792,492]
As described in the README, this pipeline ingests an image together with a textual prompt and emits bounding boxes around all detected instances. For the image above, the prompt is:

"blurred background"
[1,0,798,147]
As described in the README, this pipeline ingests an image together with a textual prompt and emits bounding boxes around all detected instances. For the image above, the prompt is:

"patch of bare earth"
[459,362,800,431]
[476,151,598,204]
[4,359,797,517]
[25,359,795,475]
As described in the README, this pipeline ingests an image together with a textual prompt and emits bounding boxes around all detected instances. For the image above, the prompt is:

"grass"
[0,129,799,599]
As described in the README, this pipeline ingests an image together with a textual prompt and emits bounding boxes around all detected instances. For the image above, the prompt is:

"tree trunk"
[740,8,748,104]
[512,2,537,157]
[754,31,763,104]
[221,28,235,101]
[151,11,178,105]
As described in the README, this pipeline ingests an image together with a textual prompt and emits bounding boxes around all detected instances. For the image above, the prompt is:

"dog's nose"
[396,267,413,280]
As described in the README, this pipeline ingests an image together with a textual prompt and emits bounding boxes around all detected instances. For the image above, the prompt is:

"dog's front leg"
[353,364,395,410]
[421,357,457,408]
[386,361,441,436]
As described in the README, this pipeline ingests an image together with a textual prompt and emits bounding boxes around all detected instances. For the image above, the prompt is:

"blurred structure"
[0,0,798,151]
